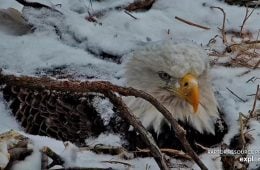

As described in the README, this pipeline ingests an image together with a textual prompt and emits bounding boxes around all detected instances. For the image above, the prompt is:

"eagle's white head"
[124,40,219,134]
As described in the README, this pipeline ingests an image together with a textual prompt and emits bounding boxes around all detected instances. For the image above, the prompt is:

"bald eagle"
[124,40,227,150]
[0,40,227,152]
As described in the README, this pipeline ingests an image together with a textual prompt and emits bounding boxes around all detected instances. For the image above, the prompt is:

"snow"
[0,94,21,133]
[85,133,123,147]
[0,0,259,169]
[92,97,115,126]
[0,141,9,169]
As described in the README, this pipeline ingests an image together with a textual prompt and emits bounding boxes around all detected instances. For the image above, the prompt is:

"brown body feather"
[2,85,127,146]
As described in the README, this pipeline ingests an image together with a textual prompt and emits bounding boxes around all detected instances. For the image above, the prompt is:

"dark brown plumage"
[1,84,128,146]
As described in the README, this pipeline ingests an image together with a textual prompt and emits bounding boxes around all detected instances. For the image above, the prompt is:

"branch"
[41,146,65,169]
[239,113,247,150]
[210,6,227,44]
[81,145,127,156]
[105,91,169,170]
[175,16,210,30]
[101,160,132,167]
[0,72,208,170]
[124,10,138,20]
[240,6,255,37]
[226,87,247,102]
[249,85,260,117]
[134,148,192,160]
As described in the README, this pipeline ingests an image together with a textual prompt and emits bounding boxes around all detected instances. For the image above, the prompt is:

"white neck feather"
[124,72,219,135]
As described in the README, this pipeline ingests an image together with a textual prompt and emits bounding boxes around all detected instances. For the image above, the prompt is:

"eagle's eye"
[158,71,171,81]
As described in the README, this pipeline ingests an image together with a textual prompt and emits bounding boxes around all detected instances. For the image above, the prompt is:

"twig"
[124,10,138,20]
[105,91,169,170]
[237,70,251,77]
[174,16,210,30]
[207,35,220,47]
[80,145,131,159]
[246,76,256,83]
[82,145,126,155]
[240,6,256,37]
[41,146,65,169]
[101,160,132,167]
[210,6,227,44]
[249,85,260,117]
[253,29,260,54]
[134,148,192,160]
[226,87,247,102]
[194,143,209,152]
[239,113,247,150]
[0,72,208,170]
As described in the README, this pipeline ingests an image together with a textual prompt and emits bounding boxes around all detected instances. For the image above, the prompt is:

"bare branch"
[240,6,256,37]
[239,113,247,150]
[124,10,138,20]
[101,160,132,167]
[226,87,247,102]
[249,85,260,117]
[135,148,192,160]
[210,6,227,44]
[105,91,169,170]
[175,16,210,30]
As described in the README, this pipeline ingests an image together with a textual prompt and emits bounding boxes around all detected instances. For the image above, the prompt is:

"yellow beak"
[177,74,200,113]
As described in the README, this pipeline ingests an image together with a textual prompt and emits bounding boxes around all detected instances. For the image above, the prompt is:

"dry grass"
[208,6,260,70]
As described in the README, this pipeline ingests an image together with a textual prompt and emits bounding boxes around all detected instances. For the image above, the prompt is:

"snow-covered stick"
[0,72,208,170]
[41,146,65,169]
